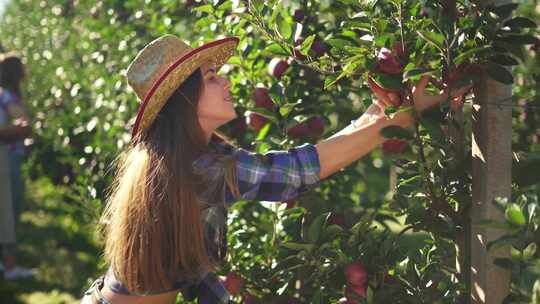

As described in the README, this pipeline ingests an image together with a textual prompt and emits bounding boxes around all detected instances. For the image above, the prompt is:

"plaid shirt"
[184,137,321,303]
[105,137,321,303]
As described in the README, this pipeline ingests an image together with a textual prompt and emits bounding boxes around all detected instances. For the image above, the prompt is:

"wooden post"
[470,5,513,300]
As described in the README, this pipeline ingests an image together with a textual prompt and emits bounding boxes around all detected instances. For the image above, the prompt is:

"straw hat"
[127,34,240,138]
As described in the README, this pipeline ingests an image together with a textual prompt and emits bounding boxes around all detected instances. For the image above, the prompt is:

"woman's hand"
[407,75,473,112]
[372,75,473,113]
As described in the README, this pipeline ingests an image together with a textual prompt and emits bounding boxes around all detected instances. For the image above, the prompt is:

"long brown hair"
[0,53,25,98]
[101,67,239,293]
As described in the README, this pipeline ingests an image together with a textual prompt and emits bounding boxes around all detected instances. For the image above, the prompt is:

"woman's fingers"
[368,79,393,107]
[388,92,401,106]
[412,75,431,96]
[450,83,473,98]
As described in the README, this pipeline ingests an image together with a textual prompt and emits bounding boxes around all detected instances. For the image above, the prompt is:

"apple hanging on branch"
[222,272,245,295]
[343,260,369,302]
[268,57,290,79]
[367,43,407,109]
[246,112,269,132]
[382,139,408,155]
[252,87,276,110]
[286,116,326,139]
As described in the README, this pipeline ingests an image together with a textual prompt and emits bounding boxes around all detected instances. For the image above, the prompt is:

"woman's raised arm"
[315,105,412,180]
[315,74,472,180]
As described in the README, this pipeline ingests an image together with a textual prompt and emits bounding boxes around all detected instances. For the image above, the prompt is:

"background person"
[0,52,34,280]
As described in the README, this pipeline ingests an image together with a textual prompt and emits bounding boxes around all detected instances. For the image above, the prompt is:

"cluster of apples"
[339,261,369,303]
[367,43,409,155]
[246,87,326,139]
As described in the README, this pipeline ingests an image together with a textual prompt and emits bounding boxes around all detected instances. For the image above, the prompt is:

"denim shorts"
[80,275,111,304]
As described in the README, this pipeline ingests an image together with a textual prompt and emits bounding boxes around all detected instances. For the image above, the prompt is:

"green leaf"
[324,74,339,90]
[496,34,538,45]
[300,35,316,55]
[250,0,265,14]
[493,257,513,270]
[397,175,422,188]
[505,203,526,227]
[486,234,517,252]
[523,243,537,260]
[504,17,538,29]
[512,151,540,187]
[322,224,344,242]
[416,30,445,52]
[256,122,271,140]
[475,219,518,232]
[370,72,404,91]
[326,38,355,51]
[454,45,491,66]
[307,212,331,244]
[216,1,232,13]
[488,54,519,66]
[311,290,322,304]
[486,63,513,84]
[380,126,414,140]
[281,242,315,252]
[403,68,436,81]
[488,3,519,19]
[193,4,214,14]
[279,103,298,118]
[276,13,292,40]
[263,43,290,56]
[384,106,397,116]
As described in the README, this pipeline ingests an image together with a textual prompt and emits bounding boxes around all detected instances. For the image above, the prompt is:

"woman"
[0,52,34,280]
[82,35,471,304]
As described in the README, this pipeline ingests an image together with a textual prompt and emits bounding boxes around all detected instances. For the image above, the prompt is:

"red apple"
[268,58,290,79]
[230,116,247,137]
[344,261,368,287]
[310,39,326,57]
[346,284,367,298]
[252,87,275,110]
[306,116,325,137]
[242,292,259,304]
[382,139,408,154]
[292,48,307,61]
[446,63,480,89]
[287,122,310,138]
[367,76,403,107]
[246,113,268,132]
[529,37,540,52]
[292,38,308,60]
[393,41,406,60]
[419,8,429,18]
[376,47,402,75]
[283,199,297,209]
[328,212,346,228]
[293,9,305,23]
[223,272,244,295]
[444,64,478,110]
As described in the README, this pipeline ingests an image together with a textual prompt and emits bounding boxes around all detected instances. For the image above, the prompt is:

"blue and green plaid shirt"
[107,136,321,303]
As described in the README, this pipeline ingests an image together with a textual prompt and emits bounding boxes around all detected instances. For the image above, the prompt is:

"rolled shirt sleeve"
[224,143,321,205]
